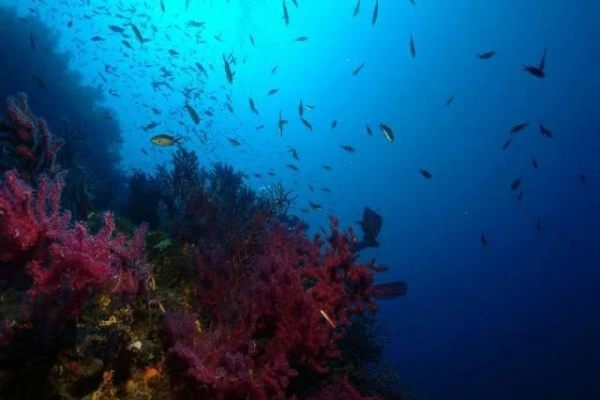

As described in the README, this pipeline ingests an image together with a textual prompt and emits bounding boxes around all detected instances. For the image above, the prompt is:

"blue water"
[2,0,599,398]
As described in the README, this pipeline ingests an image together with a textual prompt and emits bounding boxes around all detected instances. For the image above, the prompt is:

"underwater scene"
[0,0,599,399]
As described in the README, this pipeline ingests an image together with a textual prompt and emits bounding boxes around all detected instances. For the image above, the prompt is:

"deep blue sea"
[1,0,599,399]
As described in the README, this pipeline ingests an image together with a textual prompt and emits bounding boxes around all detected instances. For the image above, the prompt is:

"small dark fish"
[502,139,512,151]
[121,40,133,49]
[510,178,522,191]
[366,125,373,136]
[352,61,366,76]
[184,104,200,124]
[331,120,337,129]
[142,121,160,131]
[304,104,315,111]
[168,49,180,56]
[195,62,208,77]
[446,94,455,106]
[523,48,547,78]
[531,157,539,169]
[538,121,554,138]
[228,137,241,147]
[298,99,304,116]
[255,124,265,130]
[91,35,105,41]
[249,98,259,114]
[419,169,432,179]
[409,0,416,4]
[523,64,545,78]
[294,36,308,42]
[271,65,278,74]
[409,35,416,58]
[341,145,356,154]
[267,88,279,95]
[131,24,144,44]
[579,174,586,184]
[249,34,255,46]
[371,0,379,26]
[480,234,488,247]
[516,191,524,202]
[321,187,332,194]
[287,164,299,172]
[536,219,541,232]
[300,118,313,131]
[278,110,289,136]
[322,165,333,171]
[289,148,300,160]
[160,0,165,13]
[186,20,206,28]
[223,54,234,84]
[308,184,314,192]
[309,201,324,211]
[282,0,289,25]
[108,24,124,33]
[150,134,181,147]
[379,123,394,142]
[510,122,529,134]
[353,0,360,17]
[523,65,545,78]
[477,50,496,60]
[67,20,73,28]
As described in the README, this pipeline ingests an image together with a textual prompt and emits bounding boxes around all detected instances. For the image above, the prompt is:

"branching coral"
[0,169,149,320]
[151,148,272,256]
[257,181,298,218]
[0,93,64,183]
[162,218,386,400]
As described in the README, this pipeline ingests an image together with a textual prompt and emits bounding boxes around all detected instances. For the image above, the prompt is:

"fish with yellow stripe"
[150,134,182,147]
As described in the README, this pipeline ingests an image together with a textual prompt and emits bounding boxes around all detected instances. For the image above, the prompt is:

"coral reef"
[0,6,126,212]
[0,92,64,183]
[160,218,389,399]
[0,169,148,317]
[152,148,273,254]
[0,170,150,399]
[0,93,406,399]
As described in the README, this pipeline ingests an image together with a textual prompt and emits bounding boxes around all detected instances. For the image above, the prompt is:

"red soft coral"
[0,170,70,266]
[2,93,64,181]
[0,170,148,319]
[164,218,383,399]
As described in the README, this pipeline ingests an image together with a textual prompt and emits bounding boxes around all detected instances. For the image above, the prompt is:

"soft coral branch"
[0,170,148,320]
[164,218,383,399]
[1,93,64,182]
[0,170,69,266]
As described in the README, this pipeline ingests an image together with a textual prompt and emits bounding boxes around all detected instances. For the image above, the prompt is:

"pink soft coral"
[0,170,148,320]
[164,218,383,399]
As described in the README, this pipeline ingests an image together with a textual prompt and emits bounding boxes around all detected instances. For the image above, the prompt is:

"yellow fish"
[150,134,181,147]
